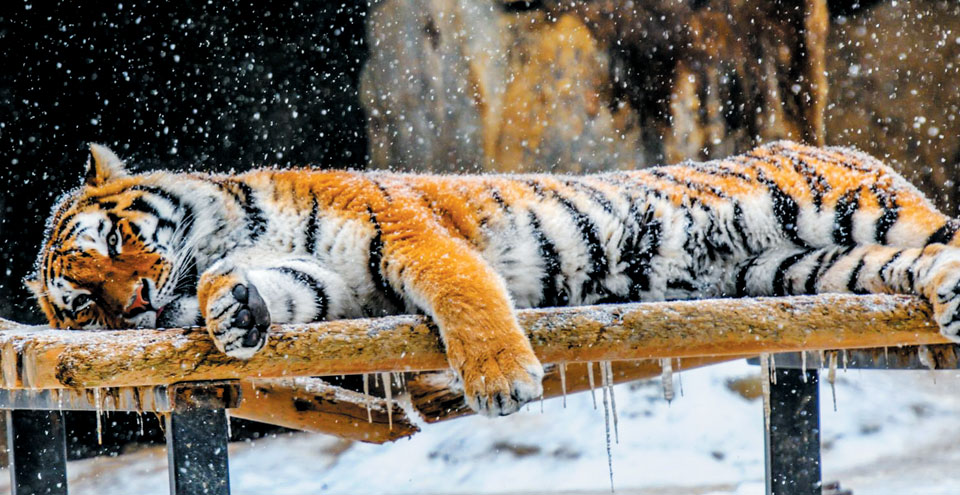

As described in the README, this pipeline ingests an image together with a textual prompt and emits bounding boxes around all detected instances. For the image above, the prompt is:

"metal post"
[765,367,821,495]
[5,409,68,495]
[165,408,231,495]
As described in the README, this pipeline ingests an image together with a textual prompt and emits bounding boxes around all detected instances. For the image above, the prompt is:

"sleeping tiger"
[26,141,960,416]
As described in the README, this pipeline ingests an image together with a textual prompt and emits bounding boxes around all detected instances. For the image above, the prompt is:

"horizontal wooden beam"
[0,294,947,390]
[231,378,419,443]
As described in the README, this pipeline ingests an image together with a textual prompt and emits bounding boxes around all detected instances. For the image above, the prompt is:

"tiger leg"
[735,243,960,341]
[375,197,544,416]
[197,251,355,358]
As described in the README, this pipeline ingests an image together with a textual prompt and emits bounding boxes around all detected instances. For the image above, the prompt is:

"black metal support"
[165,407,231,495]
[5,409,68,495]
[765,367,821,495]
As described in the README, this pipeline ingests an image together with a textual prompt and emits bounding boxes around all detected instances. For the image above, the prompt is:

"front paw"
[203,276,271,359]
[459,344,544,417]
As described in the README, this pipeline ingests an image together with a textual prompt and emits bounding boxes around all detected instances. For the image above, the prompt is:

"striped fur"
[26,141,960,415]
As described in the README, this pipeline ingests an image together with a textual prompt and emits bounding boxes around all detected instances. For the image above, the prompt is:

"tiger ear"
[85,143,128,187]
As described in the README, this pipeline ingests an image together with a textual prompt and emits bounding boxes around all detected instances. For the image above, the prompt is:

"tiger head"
[25,144,199,330]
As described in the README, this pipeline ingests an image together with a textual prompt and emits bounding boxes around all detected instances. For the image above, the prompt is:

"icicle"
[660,358,674,402]
[827,351,838,412]
[800,351,807,382]
[138,412,144,437]
[760,353,771,429]
[363,373,373,423]
[601,364,615,492]
[226,410,232,440]
[818,350,826,370]
[918,345,936,371]
[380,372,393,430]
[769,354,777,385]
[94,387,103,446]
[393,372,405,392]
[842,350,848,372]
[374,372,380,387]
[677,359,684,397]
[883,346,889,365]
[603,361,619,444]
[587,361,598,409]
[559,363,568,408]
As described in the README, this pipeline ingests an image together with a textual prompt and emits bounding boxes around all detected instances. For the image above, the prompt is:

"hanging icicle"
[760,353,771,429]
[559,362,568,408]
[587,361,598,409]
[660,357,674,402]
[827,351,838,412]
[363,373,373,423]
[601,362,615,492]
[381,372,393,430]
[603,361,619,444]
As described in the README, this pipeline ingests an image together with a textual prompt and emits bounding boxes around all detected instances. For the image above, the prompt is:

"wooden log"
[0,295,948,390]
[231,378,418,444]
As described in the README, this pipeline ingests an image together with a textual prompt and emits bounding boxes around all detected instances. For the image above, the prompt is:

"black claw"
[242,327,261,348]
[232,284,248,303]
[233,308,253,329]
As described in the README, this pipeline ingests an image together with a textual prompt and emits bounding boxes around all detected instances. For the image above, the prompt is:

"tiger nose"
[125,279,152,314]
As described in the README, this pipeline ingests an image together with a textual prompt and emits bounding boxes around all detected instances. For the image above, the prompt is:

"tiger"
[25,141,960,416]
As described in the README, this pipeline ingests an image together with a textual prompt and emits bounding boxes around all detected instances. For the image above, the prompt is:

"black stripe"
[772,250,811,296]
[234,183,267,240]
[833,189,860,245]
[565,179,615,214]
[549,189,611,300]
[847,257,868,294]
[878,250,903,286]
[528,212,568,307]
[270,266,328,320]
[735,257,761,296]
[666,279,698,292]
[127,196,177,231]
[130,185,196,245]
[755,170,807,247]
[622,204,660,298]
[784,154,830,210]
[731,203,754,254]
[927,219,959,246]
[873,188,899,244]
[304,197,319,254]
[804,251,830,294]
[366,209,406,311]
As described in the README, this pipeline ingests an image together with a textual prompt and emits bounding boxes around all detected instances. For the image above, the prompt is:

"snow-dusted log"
[0,294,947,390]
[231,378,418,443]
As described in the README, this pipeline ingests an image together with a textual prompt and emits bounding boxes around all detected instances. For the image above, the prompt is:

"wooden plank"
[0,294,947,390]
[231,378,419,444]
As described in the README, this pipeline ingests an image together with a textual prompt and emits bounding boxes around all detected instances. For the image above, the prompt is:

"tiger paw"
[199,270,271,359]
[459,345,544,417]
[930,276,960,343]
[922,255,960,343]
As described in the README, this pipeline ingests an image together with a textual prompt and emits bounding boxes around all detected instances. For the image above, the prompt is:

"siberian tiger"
[26,141,960,416]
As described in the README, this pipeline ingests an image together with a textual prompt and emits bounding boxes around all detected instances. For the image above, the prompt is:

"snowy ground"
[4,360,960,494]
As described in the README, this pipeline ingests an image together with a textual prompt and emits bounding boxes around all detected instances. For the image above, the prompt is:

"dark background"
[0,1,369,456]
[0,1,369,324]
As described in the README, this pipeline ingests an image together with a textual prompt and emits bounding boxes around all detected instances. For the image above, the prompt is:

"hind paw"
[925,262,960,343]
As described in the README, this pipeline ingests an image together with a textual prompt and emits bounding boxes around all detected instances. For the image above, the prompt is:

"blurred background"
[1,0,959,493]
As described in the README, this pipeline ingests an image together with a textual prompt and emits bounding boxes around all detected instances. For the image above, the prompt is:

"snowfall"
[4,359,960,495]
